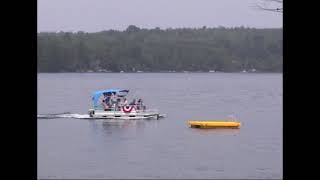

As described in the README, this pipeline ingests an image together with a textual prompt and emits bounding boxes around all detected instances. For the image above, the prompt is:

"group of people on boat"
[101,92,146,111]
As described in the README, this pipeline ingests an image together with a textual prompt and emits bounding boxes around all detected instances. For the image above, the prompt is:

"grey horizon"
[38,0,282,32]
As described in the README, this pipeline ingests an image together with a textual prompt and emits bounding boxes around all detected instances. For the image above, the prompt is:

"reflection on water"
[87,119,148,138]
[102,119,146,130]
[189,127,240,134]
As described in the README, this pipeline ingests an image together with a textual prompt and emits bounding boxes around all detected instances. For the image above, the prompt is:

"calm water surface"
[37,73,282,179]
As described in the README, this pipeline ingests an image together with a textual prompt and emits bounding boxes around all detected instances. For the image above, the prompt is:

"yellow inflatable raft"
[188,120,241,128]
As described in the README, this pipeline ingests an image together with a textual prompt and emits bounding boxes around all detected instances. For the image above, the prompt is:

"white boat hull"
[88,109,162,120]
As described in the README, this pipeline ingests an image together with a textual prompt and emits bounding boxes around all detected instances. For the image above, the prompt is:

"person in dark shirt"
[102,93,110,110]
[130,99,136,105]
[137,98,146,111]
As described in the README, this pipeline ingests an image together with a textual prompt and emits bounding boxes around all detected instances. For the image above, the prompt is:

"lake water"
[37,73,282,179]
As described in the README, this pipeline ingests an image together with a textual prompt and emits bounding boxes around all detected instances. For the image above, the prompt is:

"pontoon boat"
[88,89,162,119]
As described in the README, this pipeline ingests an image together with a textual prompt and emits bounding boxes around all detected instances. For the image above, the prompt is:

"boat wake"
[37,112,91,119]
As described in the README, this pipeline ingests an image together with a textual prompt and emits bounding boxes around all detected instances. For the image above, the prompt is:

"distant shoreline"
[38,28,282,73]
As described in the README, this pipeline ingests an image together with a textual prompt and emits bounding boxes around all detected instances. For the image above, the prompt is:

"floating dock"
[188,120,241,128]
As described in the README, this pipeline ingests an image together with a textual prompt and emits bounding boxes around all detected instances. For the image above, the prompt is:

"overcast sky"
[38,0,282,32]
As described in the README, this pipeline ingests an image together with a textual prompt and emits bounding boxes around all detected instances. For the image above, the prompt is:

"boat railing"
[136,108,158,113]
[94,106,117,111]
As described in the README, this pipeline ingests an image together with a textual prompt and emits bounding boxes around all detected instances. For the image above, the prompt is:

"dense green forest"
[38,26,282,72]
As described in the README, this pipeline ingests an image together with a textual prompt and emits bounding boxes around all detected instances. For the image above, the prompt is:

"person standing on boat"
[129,99,136,105]
[136,99,141,110]
[130,99,137,110]
[137,99,146,111]
[110,92,117,107]
[105,94,111,106]
[116,98,122,111]
[102,93,110,110]
[123,98,128,106]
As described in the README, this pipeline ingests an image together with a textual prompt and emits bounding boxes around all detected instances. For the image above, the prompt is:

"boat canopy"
[92,89,129,108]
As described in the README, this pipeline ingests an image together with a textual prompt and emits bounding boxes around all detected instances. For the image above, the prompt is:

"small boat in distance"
[88,89,163,119]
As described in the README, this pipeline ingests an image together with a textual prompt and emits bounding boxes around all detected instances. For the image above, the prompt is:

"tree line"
[38,25,282,72]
